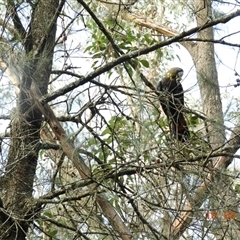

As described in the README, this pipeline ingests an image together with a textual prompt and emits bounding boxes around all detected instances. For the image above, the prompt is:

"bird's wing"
[173,83,184,106]
[157,80,163,91]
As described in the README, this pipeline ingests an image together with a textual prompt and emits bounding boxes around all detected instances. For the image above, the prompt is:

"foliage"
[0,0,240,239]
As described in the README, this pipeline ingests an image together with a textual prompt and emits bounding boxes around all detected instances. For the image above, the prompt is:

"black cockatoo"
[157,67,189,142]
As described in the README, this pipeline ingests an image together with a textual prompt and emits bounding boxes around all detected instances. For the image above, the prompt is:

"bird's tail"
[170,113,189,142]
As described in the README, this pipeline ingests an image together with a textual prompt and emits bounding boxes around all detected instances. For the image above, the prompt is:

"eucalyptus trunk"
[0,1,59,239]
[190,0,225,149]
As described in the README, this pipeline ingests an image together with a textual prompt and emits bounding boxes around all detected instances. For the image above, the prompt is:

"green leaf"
[43,211,53,218]
[140,59,150,68]
[101,128,111,136]
[88,138,96,146]
[84,45,93,53]
[39,150,44,159]
[49,230,58,237]
[235,184,240,194]
[189,114,199,125]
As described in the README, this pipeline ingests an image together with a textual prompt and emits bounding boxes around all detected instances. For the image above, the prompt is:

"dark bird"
[157,67,189,142]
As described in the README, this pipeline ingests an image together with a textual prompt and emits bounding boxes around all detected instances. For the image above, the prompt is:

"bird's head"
[165,67,184,81]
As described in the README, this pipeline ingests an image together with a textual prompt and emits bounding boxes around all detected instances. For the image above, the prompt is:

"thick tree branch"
[78,0,154,90]
[30,82,133,240]
[98,0,178,36]
[42,9,240,103]
[7,1,27,40]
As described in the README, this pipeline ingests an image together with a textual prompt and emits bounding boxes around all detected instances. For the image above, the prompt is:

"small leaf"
[101,128,111,136]
[44,211,53,218]
[189,114,199,125]
[49,230,58,237]
[235,184,240,194]
[140,59,150,68]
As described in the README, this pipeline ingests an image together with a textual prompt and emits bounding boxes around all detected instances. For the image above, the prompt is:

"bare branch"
[77,0,155,90]
[42,9,240,103]
[181,38,240,47]
[30,82,133,240]
[6,1,27,40]
[171,122,240,238]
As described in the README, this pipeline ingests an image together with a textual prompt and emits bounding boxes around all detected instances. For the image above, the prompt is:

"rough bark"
[0,1,239,239]
[0,1,133,238]
[0,1,59,239]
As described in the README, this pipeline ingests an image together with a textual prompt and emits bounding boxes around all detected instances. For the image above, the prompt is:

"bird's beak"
[177,71,184,80]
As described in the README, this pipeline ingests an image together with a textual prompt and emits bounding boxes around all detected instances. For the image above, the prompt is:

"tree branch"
[30,82,133,240]
[171,121,240,238]
[181,38,240,47]
[7,1,27,40]
[77,0,155,90]
[42,9,240,103]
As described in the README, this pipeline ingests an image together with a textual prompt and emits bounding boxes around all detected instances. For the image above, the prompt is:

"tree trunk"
[0,1,59,239]
[170,1,232,238]
[190,0,225,149]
